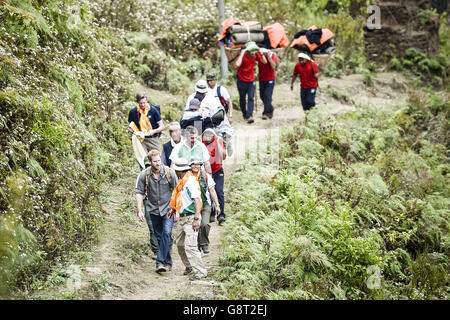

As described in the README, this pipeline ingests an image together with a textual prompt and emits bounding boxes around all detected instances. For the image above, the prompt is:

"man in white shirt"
[206,73,233,124]
[169,126,212,175]
[168,159,207,280]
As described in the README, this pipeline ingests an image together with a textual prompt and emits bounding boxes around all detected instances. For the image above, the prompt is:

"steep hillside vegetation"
[0,0,234,295]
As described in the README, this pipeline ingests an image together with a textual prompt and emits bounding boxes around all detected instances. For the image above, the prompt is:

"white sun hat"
[195,79,208,93]
[297,52,311,60]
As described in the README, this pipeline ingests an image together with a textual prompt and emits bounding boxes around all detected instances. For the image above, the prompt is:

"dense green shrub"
[0,0,141,295]
[220,90,449,299]
[388,48,449,88]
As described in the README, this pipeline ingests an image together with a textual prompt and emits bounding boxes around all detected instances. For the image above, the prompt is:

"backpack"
[150,104,161,115]
[145,165,174,196]
[217,85,227,108]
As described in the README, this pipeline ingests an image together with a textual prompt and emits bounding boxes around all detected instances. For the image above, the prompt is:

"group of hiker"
[127,39,321,281]
[234,41,320,122]
[130,81,228,281]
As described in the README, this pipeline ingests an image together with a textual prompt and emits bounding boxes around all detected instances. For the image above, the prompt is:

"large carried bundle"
[290,25,335,54]
[290,25,336,72]
[219,18,263,48]
[219,19,289,67]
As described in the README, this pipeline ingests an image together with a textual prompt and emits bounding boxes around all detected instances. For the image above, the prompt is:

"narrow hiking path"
[35,72,408,300]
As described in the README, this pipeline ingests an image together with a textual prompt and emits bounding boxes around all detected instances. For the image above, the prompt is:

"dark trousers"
[300,87,317,111]
[150,213,174,267]
[237,79,255,119]
[198,205,211,248]
[212,168,225,219]
[259,80,275,116]
[144,205,159,254]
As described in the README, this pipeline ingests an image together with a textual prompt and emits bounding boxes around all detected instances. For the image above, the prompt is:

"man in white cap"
[290,53,319,112]
[168,158,207,280]
[185,79,208,111]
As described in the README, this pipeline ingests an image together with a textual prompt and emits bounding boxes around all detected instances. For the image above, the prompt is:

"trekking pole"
[255,80,258,113]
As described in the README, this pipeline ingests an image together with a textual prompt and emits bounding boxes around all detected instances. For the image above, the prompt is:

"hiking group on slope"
[128,43,320,281]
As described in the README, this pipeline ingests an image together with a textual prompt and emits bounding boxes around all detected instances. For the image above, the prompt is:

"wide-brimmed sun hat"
[189,156,203,166]
[173,159,191,171]
[195,79,208,93]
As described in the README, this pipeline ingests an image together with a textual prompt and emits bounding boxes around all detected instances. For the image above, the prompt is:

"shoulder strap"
[164,165,173,190]
[145,167,151,194]
[217,85,225,107]
[201,170,208,187]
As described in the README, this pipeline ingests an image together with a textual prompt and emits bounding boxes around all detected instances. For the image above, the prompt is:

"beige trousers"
[142,136,161,153]
[175,214,207,278]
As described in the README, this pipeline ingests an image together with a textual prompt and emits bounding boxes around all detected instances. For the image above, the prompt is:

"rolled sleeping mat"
[229,23,262,34]
[232,32,265,45]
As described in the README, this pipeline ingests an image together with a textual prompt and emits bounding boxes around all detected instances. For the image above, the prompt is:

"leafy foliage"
[388,48,448,88]
[220,90,449,299]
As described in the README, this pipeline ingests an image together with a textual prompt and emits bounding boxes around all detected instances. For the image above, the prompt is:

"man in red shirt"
[258,48,278,120]
[235,41,267,124]
[290,53,320,112]
[201,128,227,225]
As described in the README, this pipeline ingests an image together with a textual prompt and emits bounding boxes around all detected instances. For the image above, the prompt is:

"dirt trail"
[75,73,406,300]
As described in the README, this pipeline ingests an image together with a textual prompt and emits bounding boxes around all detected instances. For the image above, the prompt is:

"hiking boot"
[247,116,254,124]
[156,265,167,273]
[164,265,172,272]
[268,112,274,119]
[202,245,210,254]
[218,216,226,226]
[183,267,193,276]
[262,114,268,120]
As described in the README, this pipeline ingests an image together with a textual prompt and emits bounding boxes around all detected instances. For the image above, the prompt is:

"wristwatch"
[193,216,200,221]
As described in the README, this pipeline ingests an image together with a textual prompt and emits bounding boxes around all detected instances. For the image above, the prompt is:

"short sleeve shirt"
[135,166,178,216]
[169,140,210,164]
[293,60,319,89]
[258,53,278,82]
[179,175,201,215]
[128,105,162,130]
[206,85,230,105]
[237,52,262,82]
[199,172,216,206]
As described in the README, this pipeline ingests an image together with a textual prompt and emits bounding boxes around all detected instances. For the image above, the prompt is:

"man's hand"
[167,208,175,219]
[192,219,200,231]
[135,131,145,139]
[290,83,294,91]
[214,205,221,217]
[137,210,145,222]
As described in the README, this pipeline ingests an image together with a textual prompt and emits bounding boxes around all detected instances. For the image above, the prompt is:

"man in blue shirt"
[128,92,165,156]
[161,122,182,167]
